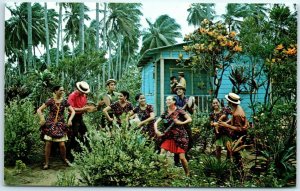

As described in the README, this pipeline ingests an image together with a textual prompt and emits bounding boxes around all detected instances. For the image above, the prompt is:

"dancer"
[37,85,75,169]
[154,95,192,176]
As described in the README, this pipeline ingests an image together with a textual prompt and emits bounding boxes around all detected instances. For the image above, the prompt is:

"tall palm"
[141,14,182,54]
[187,3,215,27]
[222,4,247,32]
[5,3,57,73]
[27,2,32,71]
[222,3,268,32]
[96,3,100,50]
[44,3,50,65]
[63,3,90,57]
[104,3,142,79]
[56,3,63,66]
[79,3,85,53]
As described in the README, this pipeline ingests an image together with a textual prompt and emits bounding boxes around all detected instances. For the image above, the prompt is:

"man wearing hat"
[67,81,92,161]
[98,79,120,129]
[218,92,248,171]
[178,72,186,89]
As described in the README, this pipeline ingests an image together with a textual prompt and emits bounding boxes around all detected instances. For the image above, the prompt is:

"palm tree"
[27,2,32,71]
[187,3,215,27]
[104,3,142,79]
[6,3,57,73]
[222,4,268,32]
[63,3,90,57]
[56,3,63,66]
[44,3,50,65]
[96,3,100,50]
[141,14,182,54]
[79,3,85,53]
[222,4,247,32]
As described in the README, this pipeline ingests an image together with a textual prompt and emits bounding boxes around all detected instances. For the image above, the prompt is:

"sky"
[4,1,227,55]
[4,1,297,54]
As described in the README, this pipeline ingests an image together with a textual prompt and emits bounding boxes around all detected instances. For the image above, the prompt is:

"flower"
[233,45,242,52]
[283,47,297,55]
[199,28,207,34]
[220,41,227,47]
[275,44,284,50]
[229,31,236,38]
[226,41,234,47]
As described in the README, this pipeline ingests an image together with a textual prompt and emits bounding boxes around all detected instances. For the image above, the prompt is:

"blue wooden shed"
[138,43,266,119]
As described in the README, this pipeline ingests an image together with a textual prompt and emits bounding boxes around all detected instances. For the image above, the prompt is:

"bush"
[191,112,213,152]
[4,99,43,166]
[72,122,178,186]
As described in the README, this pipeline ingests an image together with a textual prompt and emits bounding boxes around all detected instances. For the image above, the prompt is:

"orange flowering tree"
[266,43,297,102]
[178,19,242,97]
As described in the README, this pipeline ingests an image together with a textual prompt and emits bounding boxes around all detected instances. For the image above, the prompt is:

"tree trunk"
[27,2,33,71]
[56,3,63,66]
[96,3,100,90]
[103,2,108,85]
[96,3,100,50]
[79,3,85,53]
[118,35,122,79]
[44,3,51,65]
[61,11,64,60]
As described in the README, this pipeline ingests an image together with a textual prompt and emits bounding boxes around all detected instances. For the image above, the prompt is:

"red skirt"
[161,139,185,153]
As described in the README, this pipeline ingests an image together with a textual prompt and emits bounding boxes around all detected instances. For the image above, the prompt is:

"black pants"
[174,125,193,165]
[66,114,87,161]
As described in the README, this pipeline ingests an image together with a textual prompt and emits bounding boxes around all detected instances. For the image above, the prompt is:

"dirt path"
[5,157,72,186]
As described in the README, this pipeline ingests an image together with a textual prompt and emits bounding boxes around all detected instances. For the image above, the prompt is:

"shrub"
[4,99,43,166]
[72,122,178,186]
[191,112,213,152]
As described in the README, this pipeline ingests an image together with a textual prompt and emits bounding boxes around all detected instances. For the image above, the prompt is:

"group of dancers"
[37,78,248,176]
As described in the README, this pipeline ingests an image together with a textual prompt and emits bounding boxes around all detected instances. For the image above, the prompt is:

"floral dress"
[160,108,189,152]
[209,106,232,139]
[110,101,133,126]
[43,98,69,140]
[133,104,155,138]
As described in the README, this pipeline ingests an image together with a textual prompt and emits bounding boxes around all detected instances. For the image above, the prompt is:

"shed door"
[142,63,155,105]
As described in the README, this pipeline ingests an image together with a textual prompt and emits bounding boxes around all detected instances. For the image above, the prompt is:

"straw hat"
[76,81,90,94]
[178,72,184,76]
[106,79,117,86]
[175,84,186,91]
[225,93,241,105]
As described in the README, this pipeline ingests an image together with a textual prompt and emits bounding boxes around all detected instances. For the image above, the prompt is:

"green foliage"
[51,51,107,92]
[14,160,27,174]
[250,102,296,185]
[4,99,43,166]
[201,156,232,182]
[117,65,141,105]
[72,125,177,186]
[56,171,79,186]
[191,112,213,152]
[229,66,249,94]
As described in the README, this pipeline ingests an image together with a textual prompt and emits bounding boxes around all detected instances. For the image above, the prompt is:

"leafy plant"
[229,66,249,94]
[200,155,232,185]
[4,99,43,166]
[56,171,79,186]
[191,112,213,153]
[72,122,178,186]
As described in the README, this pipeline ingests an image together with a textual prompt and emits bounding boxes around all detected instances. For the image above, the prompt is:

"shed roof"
[137,42,188,67]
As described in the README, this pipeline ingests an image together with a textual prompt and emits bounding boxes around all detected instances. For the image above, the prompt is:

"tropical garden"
[4,2,297,187]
